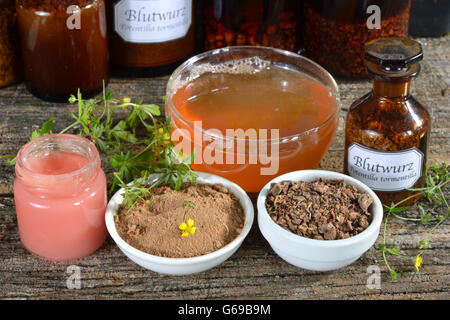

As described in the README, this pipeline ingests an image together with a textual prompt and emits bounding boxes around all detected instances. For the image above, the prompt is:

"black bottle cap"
[364,37,423,72]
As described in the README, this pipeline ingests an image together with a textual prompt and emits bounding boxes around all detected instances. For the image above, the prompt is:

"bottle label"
[347,143,424,192]
[114,0,192,44]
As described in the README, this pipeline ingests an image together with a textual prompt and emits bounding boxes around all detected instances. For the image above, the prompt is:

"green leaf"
[418,205,431,225]
[426,174,436,188]
[105,91,114,100]
[387,205,410,214]
[390,269,398,280]
[30,117,55,141]
[184,200,194,207]
[175,171,183,190]
[95,138,107,152]
[30,131,41,141]
[434,196,443,205]
[40,117,55,135]
[419,239,429,249]
[111,121,137,142]
[386,246,399,255]
[141,104,161,116]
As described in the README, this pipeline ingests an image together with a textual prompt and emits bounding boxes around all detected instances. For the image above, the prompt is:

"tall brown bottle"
[107,0,196,77]
[344,37,430,206]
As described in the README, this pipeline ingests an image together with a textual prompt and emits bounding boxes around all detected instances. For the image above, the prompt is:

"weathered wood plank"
[0,36,448,299]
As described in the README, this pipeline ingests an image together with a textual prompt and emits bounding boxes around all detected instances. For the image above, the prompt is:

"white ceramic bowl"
[105,172,254,275]
[257,170,383,271]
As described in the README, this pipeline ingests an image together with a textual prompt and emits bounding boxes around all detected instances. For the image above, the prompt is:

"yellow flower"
[120,97,131,109]
[179,219,196,237]
[177,151,185,162]
[415,252,423,272]
[157,128,171,145]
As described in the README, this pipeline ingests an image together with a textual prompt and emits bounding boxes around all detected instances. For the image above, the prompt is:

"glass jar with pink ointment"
[14,134,107,261]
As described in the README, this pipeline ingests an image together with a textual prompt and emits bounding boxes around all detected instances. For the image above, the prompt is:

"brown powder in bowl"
[265,179,373,240]
[114,183,246,258]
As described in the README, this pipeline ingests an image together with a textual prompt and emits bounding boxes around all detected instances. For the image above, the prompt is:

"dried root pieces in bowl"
[265,179,373,240]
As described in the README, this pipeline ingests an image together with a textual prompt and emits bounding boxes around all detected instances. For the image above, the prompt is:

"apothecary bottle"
[304,0,411,78]
[203,0,303,52]
[14,134,108,261]
[106,0,196,77]
[16,0,109,102]
[0,0,22,88]
[344,37,430,206]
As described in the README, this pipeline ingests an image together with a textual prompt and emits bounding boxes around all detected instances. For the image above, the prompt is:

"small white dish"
[105,172,254,275]
[257,170,383,271]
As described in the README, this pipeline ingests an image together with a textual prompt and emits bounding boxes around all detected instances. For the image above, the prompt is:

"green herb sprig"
[380,161,449,280]
[3,85,197,211]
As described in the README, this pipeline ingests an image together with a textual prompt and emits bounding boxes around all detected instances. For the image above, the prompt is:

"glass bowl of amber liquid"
[166,46,340,192]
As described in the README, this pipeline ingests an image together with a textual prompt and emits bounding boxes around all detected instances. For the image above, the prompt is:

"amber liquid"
[171,66,338,192]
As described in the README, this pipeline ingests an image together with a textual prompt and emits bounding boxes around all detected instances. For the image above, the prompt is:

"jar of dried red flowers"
[0,0,22,88]
[304,0,412,78]
[203,0,303,53]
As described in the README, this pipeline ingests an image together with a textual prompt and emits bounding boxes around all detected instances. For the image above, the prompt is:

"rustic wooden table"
[0,36,448,300]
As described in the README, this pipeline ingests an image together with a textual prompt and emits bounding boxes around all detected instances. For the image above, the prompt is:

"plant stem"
[390,212,422,222]
[59,121,79,134]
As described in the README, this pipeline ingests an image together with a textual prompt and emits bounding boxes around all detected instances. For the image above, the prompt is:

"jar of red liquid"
[106,0,196,76]
[16,0,109,102]
[304,0,411,78]
[0,0,22,88]
[203,0,303,52]
[14,134,107,261]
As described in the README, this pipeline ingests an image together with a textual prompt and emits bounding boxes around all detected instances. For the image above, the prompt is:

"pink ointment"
[14,134,107,261]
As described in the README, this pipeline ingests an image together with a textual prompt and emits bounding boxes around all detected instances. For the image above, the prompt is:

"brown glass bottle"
[0,0,22,88]
[106,0,196,77]
[16,0,109,102]
[344,37,430,206]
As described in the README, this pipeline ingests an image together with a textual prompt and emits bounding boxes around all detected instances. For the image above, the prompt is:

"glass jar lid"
[365,37,423,71]
[364,37,423,79]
